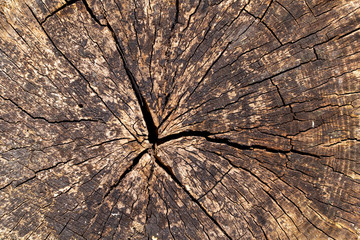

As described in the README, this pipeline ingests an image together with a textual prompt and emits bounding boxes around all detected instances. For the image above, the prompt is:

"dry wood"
[0,0,359,239]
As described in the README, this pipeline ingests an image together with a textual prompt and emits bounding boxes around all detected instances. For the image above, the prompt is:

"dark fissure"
[103,14,159,145]
[127,73,158,144]
[81,0,206,149]
[80,0,160,145]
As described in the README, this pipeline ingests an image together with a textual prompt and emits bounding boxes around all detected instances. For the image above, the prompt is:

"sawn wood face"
[0,0,359,239]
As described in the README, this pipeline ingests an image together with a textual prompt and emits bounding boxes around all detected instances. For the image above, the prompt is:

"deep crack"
[102,13,159,145]
[153,153,233,239]
[102,149,148,201]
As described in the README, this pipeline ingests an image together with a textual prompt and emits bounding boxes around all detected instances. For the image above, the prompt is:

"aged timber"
[0,0,359,239]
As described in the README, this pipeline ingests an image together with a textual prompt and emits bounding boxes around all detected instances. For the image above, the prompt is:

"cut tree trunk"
[0,0,359,239]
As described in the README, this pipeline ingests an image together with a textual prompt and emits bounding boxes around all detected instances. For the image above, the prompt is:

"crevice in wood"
[27,5,141,143]
[338,27,360,39]
[144,162,155,228]
[101,149,148,201]
[275,1,299,25]
[244,8,283,45]
[270,79,297,120]
[171,0,180,32]
[96,10,159,144]
[158,130,211,145]
[158,130,321,158]
[153,153,233,239]
[283,194,335,239]
[14,176,36,188]
[82,0,106,26]
[0,181,13,191]
[197,168,231,201]
[86,138,135,148]
[40,0,81,24]
[0,95,103,124]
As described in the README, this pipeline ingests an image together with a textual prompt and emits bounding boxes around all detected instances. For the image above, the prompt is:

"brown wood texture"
[0,0,359,239]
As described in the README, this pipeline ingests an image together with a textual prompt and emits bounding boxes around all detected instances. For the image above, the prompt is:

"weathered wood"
[0,0,359,239]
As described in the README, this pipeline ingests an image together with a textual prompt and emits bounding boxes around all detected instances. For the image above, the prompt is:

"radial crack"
[102,149,148,201]
[100,13,159,144]
[171,0,180,32]
[40,0,81,24]
[153,153,233,239]
[27,5,141,142]
[158,130,322,159]
[0,95,103,124]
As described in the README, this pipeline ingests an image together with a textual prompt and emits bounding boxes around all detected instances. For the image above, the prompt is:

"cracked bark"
[0,0,359,239]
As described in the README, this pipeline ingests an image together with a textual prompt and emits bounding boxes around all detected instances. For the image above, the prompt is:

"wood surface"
[0,0,359,239]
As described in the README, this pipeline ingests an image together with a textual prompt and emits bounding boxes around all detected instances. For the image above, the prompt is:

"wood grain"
[0,0,359,239]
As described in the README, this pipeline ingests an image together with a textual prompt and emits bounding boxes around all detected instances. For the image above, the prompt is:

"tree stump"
[0,0,359,239]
